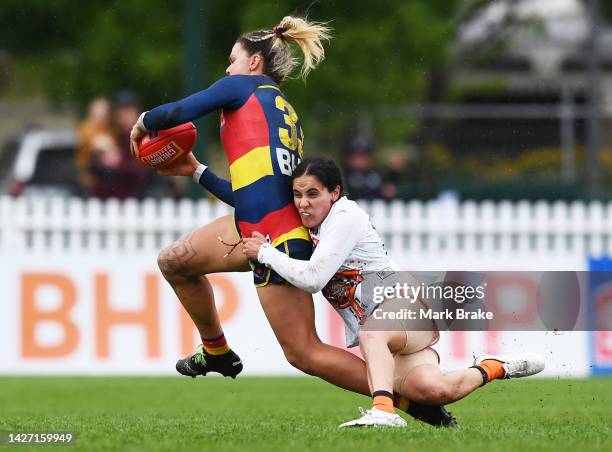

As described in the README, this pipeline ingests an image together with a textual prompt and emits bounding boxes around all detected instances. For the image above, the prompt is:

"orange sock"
[372,391,395,414]
[479,359,506,382]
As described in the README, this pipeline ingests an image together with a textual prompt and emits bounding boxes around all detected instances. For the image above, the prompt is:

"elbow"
[283,261,328,294]
[302,278,327,294]
[305,284,322,294]
[290,278,323,294]
[302,263,329,293]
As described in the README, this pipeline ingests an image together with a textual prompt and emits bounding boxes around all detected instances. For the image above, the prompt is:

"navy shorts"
[250,238,313,287]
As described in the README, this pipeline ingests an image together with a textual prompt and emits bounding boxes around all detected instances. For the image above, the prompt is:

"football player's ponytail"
[237,16,332,84]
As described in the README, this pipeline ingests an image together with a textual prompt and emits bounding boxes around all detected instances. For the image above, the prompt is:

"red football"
[137,122,197,169]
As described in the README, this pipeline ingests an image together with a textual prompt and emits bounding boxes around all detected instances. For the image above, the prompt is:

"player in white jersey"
[243,157,545,429]
[258,191,397,348]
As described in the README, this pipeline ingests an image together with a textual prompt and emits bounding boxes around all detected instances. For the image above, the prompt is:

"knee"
[280,342,317,375]
[419,381,452,405]
[283,349,315,375]
[359,330,393,352]
[358,330,374,344]
[157,241,204,282]
[157,246,180,280]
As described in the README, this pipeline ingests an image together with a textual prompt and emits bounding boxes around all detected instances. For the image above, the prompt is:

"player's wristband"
[192,163,208,183]
[136,111,149,132]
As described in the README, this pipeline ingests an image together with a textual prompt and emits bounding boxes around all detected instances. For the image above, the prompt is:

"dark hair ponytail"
[292,156,344,194]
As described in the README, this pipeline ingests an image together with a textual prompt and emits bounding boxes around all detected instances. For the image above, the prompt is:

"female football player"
[131,16,454,427]
[243,157,545,428]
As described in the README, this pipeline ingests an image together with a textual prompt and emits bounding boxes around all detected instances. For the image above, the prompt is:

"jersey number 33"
[275,95,303,176]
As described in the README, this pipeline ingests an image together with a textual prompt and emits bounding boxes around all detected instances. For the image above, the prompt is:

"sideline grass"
[0,377,610,451]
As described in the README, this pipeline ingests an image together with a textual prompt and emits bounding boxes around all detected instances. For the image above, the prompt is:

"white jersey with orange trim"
[257,196,398,346]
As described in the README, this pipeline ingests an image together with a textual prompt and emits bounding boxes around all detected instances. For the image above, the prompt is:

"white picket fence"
[0,196,233,254]
[0,195,609,376]
[1,195,611,263]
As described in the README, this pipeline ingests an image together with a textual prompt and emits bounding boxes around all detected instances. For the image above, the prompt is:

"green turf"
[0,377,610,451]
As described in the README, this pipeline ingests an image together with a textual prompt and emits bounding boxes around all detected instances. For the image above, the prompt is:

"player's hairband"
[272,26,287,36]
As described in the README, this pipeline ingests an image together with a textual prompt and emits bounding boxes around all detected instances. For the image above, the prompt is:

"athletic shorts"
[362,297,439,354]
[249,238,313,287]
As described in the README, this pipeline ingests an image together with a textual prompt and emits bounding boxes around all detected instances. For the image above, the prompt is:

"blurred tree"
[239,0,461,149]
[1,0,461,112]
[1,0,241,110]
[601,0,612,22]
[2,0,609,113]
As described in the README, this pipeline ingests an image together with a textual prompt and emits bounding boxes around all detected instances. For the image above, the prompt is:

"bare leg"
[358,329,406,394]
[358,308,437,396]
[159,219,454,425]
[394,348,483,405]
[157,215,250,338]
[158,215,373,395]
[257,284,370,395]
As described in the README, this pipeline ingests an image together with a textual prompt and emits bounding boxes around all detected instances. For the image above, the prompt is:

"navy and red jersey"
[144,75,309,246]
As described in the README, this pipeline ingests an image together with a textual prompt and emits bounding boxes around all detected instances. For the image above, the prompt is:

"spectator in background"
[96,90,152,199]
[343,133,383,200]
[83,90,177,199]
[108,90,182,199]
[380,151,408,201]
[76,97,120,194]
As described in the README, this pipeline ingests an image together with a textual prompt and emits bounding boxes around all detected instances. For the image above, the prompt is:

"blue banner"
[588,258,612,376]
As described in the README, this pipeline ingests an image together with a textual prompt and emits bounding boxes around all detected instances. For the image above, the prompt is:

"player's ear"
[250,52,263,72]
[331,185,341,202]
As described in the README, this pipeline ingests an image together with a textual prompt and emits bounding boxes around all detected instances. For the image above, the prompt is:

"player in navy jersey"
[143,74,310,286]
[130,16,456,427]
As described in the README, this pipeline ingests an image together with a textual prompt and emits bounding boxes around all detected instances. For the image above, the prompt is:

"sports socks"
[372,390,395,414]
[201,333,231,355]
[471,359,506,385]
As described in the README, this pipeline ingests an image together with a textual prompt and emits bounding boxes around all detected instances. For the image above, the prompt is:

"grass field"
[0,377,610,451]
